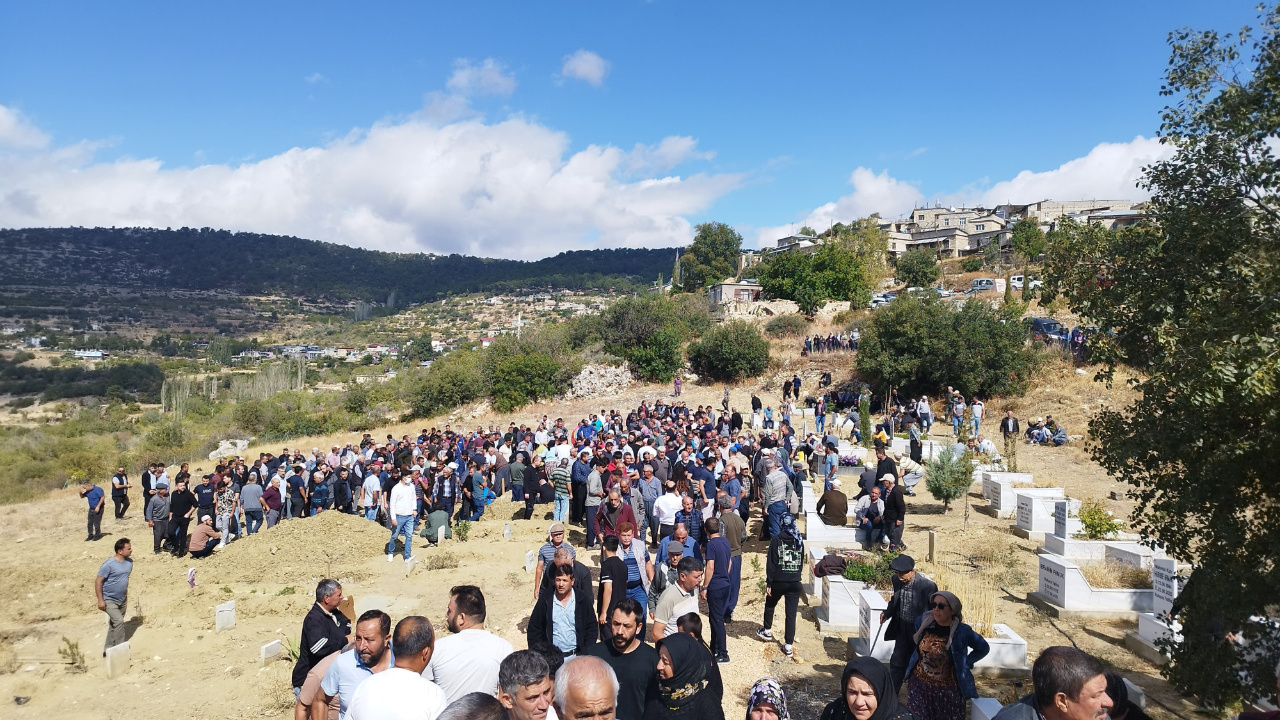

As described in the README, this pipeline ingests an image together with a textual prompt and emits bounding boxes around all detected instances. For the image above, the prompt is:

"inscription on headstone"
[1151,558,1178,616]
[1054,501,1069,538]
[1039,556,1067,606]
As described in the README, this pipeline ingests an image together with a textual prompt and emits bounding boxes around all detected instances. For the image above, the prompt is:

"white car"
[1010,274,1043,290]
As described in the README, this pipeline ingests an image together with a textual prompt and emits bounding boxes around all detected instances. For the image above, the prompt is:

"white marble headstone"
[260,639,282,663]
[215,600,236,632]
[105,641,130,679]
[1151,558,1178,616]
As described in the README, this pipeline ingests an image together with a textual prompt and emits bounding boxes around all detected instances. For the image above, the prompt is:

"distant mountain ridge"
[0,227,676,302]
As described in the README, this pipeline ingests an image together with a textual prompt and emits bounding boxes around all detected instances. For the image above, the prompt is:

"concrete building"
[708,279,763,304]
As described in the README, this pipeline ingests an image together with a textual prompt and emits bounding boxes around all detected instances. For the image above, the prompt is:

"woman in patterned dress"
[905,590,990,720]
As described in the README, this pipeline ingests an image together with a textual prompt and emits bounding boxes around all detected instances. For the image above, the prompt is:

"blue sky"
[0,1,1260,257]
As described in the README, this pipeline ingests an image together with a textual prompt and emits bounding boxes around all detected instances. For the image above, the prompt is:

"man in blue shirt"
[317,609,393,717]
[700,518,733,663]
[79,482,106,541]
[656,523,699,565]
[672,496,703,556]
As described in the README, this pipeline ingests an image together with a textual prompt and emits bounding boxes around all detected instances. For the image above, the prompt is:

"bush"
[486,347,570,413]
[832,309,854,326]
[232,400,269,434]
[687,321,770,382]
[961,256,984,272]
[599,294,708,382]
[765,314,810,337]
[895,249,940,287]
[1077,499,1122,539]
[841,551,899,589]
[625,327,684,383]
[925,448,972,512]
[856,294,1039,397]
[406,350,486,419]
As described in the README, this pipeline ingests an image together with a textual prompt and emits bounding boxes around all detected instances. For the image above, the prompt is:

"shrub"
[625,327,684,383]
[961,256,984,272]
[856,294,1039,398]
[895,249,940,287]
[765,314,810,337]
[832,309,854,326]
[599,295,708,382]
[925,448,972,512]
[232,400,269,434]
[841,551,899,589]
[487,349,568,413]
[687,321,770,383]
[406,350,486,419]
[1077,499,1122,539]
[146,422,186,449]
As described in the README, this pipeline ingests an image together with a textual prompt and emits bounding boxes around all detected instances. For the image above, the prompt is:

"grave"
[973,624,1031,676]
[1040,501,1165,567]
[805,545,828,603]
[1124,558,1182,665]
[524,548,538,573]
[215,600,236,632]
[989,486,1062,522]
[105,641,130,679]
[1029,553,1153,620]
[971,698,1004,720]
[804,510,866,549]
[980,472,1036,517]
[817,575,866,633]
[1013,492,1060,541]
[847,588,894,661]
[260,639,282,665]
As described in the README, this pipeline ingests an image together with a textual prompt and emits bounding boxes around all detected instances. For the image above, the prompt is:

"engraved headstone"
[1151,558,1178,616]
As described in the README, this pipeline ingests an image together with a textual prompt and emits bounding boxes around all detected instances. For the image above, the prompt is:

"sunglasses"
[931,602,951,610]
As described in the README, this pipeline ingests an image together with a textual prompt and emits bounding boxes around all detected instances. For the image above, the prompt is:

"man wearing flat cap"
[881,554,938,692]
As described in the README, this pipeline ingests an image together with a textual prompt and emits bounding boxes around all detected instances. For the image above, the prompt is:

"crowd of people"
[802,331,860,356]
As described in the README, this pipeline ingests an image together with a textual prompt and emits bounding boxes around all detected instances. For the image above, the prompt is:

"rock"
[208,439,251,460]
[559,364,635,400]
[1075,368,1087,375]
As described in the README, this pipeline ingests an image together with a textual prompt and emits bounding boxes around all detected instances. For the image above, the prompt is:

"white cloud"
[446,58,517,97]
[0,104,741,259]
[906,146,927,159]
[0,106,50,149]
[304,72,327,85]
[560,50,610,87]
[623,136,714,176]
[755,167,924,246]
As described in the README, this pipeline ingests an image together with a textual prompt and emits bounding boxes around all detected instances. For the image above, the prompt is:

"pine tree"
[925,448,972,512]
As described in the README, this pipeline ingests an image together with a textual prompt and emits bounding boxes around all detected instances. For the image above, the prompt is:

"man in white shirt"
[652,481,682,541]
[348,616,447,720]
[422,585,513,703]
[360,472,381,522]
[650,557,704,642]
[386,475,417,563]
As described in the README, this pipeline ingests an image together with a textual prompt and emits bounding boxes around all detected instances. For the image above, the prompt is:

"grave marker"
[215,600,236,632]
[524,548,538,573]
[105,641,130,678]
[260,640,282,664]
[338,596,355,623]
[1151,558,1178,616]
[437,525,448,544]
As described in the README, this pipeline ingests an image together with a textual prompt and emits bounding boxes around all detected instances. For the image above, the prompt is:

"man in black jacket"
[291,579,351,694]
[538,546,594,600]
[875,447,898,483]
[882,476,907,550]
[1001,410,1021,460]
[528,563,597,657]
[881,554,937,692]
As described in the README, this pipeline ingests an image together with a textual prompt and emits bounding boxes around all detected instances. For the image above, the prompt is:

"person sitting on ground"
[816,479,849,526]
[853,485,886,548]
[188,515,222,558]
[991,646,1112,720]
[419,500,453,544]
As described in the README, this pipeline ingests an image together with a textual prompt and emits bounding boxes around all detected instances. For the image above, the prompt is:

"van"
[970,278,996,292]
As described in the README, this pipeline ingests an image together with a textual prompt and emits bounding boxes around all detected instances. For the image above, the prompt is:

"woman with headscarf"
[821,656,914,720]
[745,678,791,720]
[645,632,725,720]
[756,512,805,659]
[905,590,989,720]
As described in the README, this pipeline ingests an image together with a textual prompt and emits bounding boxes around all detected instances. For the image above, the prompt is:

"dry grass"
[1079,560,1152,589]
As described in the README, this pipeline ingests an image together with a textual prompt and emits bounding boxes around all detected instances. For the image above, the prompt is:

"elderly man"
[882,475,907,550]
[538,546,594,600]
[554,656,619,720]
[816,478,849,526]
[881,555,938,692]
[761,458,794,541]
[533,523,575,600]
[146,484,171,553]
[651,557,704,642]
[595,487,637,541]
[497,651,555,720]
[893,451,926,496]
[648,538,684,620]
[993,647,1113,720]
[293,579,352,697]
[347,616,448,720]
[853,485,886,547]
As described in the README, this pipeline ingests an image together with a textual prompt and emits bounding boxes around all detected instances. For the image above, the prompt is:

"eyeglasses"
[931,602,951,610]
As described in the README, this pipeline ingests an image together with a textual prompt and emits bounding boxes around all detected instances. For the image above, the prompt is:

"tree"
[755,242,872,313]
[798,225,818,237]
[599,294,709,382]
[894,249,940,287]
[678,222,742,292]
[925,448,971,512]
[686,321,770,383]
[831,216,892,289]
[1009,218,1045,301]
[1041,6,1280,705]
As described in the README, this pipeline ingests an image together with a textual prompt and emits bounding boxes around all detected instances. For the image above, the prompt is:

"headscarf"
[647,633,725,720]
[779,512,803,553]
[912,590,963,649]
[821,656,901,720]
[745,678,790,720]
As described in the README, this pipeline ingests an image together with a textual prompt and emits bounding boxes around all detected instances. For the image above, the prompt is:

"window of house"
[960,219,967,226]
[944,218,950,227]
[975,224,985,231]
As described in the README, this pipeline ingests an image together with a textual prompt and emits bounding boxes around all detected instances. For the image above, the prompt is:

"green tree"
[756,242,871,313]
[798,225,818,237]
[686,321,770,383]
[405,350,486,419]
[400,332,434,364]
[832,216,891,289]
[924,448,971,512]
[1010,218,1045,301]
[678,222,742,292]
[894,249,940,287]
[1041,7,1280,705]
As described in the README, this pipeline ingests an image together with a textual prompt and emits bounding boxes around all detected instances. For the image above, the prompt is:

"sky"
[0,1,1262,259]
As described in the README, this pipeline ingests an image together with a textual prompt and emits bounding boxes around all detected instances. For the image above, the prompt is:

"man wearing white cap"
[893,451,925,496]
[187,515,221,558]
[533,523,575,601]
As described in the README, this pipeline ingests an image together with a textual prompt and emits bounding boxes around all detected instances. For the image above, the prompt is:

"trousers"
[113,495,130,519]
[87,508,103,538]
[706,582,730,656]
[763,580,802,644]
[104,599,128,652]
[151,520,169,552]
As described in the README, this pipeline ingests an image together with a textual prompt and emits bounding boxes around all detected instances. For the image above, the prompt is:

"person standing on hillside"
[716,494,745,623]
[110,468,131,520]
[293,579,352,699]
[881,555,938,693]
[95,537,132,655]
[167,478,197,556]
[882,476,907,551]
[757,513,804,659]
[146,484,171,554]
[80,481,106,541]
[240,473,265,536]
[551,458,572,523]
[700,517,732,664]
[387,472,417,563]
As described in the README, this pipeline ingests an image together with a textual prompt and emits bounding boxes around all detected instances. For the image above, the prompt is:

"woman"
[214,479,236,548]
[745,678,791,720]
[820,657,914,720]
[645,632,725,720]
[757,513,804,659]
[905,591,989,720]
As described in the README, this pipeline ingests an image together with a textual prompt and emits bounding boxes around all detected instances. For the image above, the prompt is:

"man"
[613,522,653,633]
[241,473,265,535]
[553,656,619,720]
[538,546,594,599]
[110,468,131,519]
[761,458,794,541]
[700,517,732,663]
[528,563,597,657]
[993,647,1113,720]
[360,470,382,522]
[420,500,453,544]
[971,396,985,435]
[79,481,106,541]
[193,472,217,527]
[347,616,447,720]
[595,487,637,541]
[597,536,628,639]
[422,585,513,703]
[655,522,697,566]
[551,458,572,523]
[875,446,898,483]
[167,478,197,556]
[882,475,907,550]
[716,494,746,622]
[648,539,684,621]
[585,599,658,720]
[671,495,702,551]
[296,646,345,720]
[533,524,575,601]
[651,557,703,642]
[386,472,417,563]
[497,651,555,720]
[893,451,925,496]
[816,478,849,526]
[823,445,839,491]
[264,477,284,528]
[652,481,682,541]
[293,579,352,696]
[146,484,171,553]
[317,610,393,720]
[880,555,938,692]
[853,485,886,547]
[188,515,222,558]
[95,537,132,655]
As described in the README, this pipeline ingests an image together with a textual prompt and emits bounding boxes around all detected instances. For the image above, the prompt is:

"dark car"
[1029,317,1065,344]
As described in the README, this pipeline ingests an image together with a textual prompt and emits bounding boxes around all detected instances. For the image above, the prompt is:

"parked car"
[971,277,997,292]
[1029,317,1066,344]
[1010,274,1043,290]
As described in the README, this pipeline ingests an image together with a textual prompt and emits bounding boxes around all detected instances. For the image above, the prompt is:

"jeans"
[816,414,825,433]
[103,598,128,652]
[921,414,933,433]
[765,501,787,539]
[467,500,485,522]
[585,504,599,547]
[387,514,415,559]
[972,418,981,435]
[87,508,103,538]
[171,518,191,554]
[763,580,802,644]
[952,415,962,436]
[726,555,742,618]
[364,506,379,521]
[191,537,219,558]
[244,510,264,535]
[113,495,130,519]
[216,513,232,546]
[511,485,525,503]
[554,493,570,522]
[860,518,885,546]
[706,582,730,656]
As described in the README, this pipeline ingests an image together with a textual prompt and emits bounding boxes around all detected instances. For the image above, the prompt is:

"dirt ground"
[0,349,1196,720]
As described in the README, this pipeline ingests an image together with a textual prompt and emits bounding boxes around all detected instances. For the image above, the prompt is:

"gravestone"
[971,698,1003,720]
[847,589,893,661]
[437,525,448,544]
[1151,558,1178,616]
[215,600,236,632]
[105,641,130,679]
[524,548,538,573]
[338,596,355,622]
[1126,558,1183,664]
[1052,500,1083,538]
[1015,493,1058,540]
[260,639,282,664]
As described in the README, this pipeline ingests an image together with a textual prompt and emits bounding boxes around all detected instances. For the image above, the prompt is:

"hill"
[0,226,676,303]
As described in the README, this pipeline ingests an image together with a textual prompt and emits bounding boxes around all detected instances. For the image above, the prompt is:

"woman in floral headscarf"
[905,590,989,720]
[745,678,791,720]
[644,632,724,720]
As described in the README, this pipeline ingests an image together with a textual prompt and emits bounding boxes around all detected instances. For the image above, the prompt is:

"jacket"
[905,612,990,698]
[883,572,937,641]
[992,694,1044,720]
[528,588,598,655]
[596,502,637,539]
[1000,417,1020,438]
[883,485,907,525]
